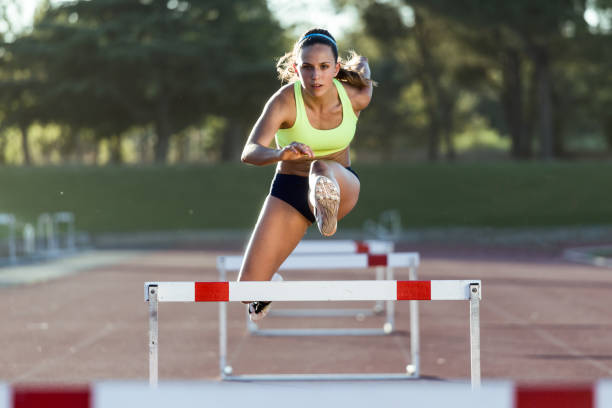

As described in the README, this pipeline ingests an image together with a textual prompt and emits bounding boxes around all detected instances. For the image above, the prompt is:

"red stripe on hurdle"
[195,282,229,301]
[515,385,594,408]
[397,281,431,300]
[355,241,370,253]
[13,386,91,408]
[367,254,387,266]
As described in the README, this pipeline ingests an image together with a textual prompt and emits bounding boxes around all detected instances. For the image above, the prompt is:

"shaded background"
[1,0,612,243]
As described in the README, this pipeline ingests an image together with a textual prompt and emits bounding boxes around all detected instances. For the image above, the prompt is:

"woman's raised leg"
[309,160,360,236]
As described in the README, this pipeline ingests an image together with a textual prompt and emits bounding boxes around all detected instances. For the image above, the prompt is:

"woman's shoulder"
[338,80,371,112]
[266,82,296,108]
[262,82,297,126]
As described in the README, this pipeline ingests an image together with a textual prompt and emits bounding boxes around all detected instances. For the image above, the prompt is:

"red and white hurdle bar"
[2,381,607,408]
[144,279,481,387]
[0,380,612,408]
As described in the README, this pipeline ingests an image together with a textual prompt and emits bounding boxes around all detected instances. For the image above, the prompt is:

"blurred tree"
[353,1,469,160]
[0,0,20,41]
[1,0,283,164]
[351,2,416,161]
[407,0,592,159]
[0,0,30,164]
[0,39,46,165]
[552,22,612,156]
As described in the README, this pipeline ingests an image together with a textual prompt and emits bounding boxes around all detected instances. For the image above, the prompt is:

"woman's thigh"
[238,195,310,282]
[315,161,361,220]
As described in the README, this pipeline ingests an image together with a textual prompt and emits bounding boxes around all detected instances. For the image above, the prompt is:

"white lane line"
[487,302,612,376]
[14,322,116,382]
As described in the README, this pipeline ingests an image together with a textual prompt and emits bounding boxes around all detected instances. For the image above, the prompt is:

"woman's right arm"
[241,89,313,166]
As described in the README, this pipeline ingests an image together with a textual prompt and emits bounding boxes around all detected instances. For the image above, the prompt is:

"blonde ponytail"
[337,50,376,89]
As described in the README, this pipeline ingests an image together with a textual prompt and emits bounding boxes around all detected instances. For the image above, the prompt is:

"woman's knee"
[309,159,329,174]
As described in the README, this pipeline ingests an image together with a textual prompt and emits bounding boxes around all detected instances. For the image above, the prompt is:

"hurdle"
[218,250,419,337]
[218,252,420,376]
[279,240,397,318]
[53,212,76,252]
[37,213,56,256]
[144,278,482,387]
[0,214,17,264]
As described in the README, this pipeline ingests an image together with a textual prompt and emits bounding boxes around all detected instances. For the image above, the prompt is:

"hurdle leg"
[469,282,481,389]
[148,285,159,387]
[219,267,232,377]
[409,265,420,377]
[384,266,395,333]
[9,220,17,264]
[374,266,385,313]
[220,301,230,377]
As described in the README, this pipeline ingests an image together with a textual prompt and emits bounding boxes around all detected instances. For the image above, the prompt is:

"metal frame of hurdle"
[0,214,17,265]
[266,240,396,321]
[288,239,396,319]
[218,253,420,376]
[144,277,482,387]
[218,241,419,338]
[53,212,76,252]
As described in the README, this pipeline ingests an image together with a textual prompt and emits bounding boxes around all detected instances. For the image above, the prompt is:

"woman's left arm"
[347,56,373,113]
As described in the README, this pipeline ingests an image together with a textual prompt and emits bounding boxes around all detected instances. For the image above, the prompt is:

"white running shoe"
[310,176,340,237]
[248,273,283,322]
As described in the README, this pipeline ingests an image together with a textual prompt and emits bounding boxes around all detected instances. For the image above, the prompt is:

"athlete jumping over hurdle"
[238,28,373,321]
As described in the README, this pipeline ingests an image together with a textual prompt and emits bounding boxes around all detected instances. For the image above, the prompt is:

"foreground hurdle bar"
[4,381,610,408]
[144,279,482,387]
[218,251,419,337]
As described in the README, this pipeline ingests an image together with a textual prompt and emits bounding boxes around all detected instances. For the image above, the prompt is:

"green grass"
[1,161,612,234]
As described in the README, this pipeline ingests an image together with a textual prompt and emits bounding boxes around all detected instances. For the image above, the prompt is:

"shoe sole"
[313,176,340,237]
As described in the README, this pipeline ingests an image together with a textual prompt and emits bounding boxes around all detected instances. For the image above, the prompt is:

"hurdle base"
[267,308,384,318]
[221,372,419,382]
[249,327,393,337]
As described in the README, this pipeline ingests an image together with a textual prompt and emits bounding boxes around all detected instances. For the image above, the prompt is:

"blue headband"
[301,33,337,47]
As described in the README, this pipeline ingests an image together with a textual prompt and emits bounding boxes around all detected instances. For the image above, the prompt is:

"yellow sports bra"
[276,79,358,157]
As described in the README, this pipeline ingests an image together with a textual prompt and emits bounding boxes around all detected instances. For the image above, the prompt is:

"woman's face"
[294,43,340,97]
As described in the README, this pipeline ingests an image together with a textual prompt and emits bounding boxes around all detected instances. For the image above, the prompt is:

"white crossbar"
[293,240,393,254]
[217,252,419,271]
[145,280,480,302]
[230,281,396,301]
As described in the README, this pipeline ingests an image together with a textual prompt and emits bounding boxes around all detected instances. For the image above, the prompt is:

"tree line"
[348,0,612,160]
[1,0,611,165]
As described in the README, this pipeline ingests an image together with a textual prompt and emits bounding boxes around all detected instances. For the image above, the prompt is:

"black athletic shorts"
[270,167,359,224]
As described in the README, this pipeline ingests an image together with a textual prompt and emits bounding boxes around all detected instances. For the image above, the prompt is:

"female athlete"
[239,28,373,320]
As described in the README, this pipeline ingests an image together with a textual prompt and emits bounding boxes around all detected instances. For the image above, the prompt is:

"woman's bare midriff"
[275,147,351,178]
